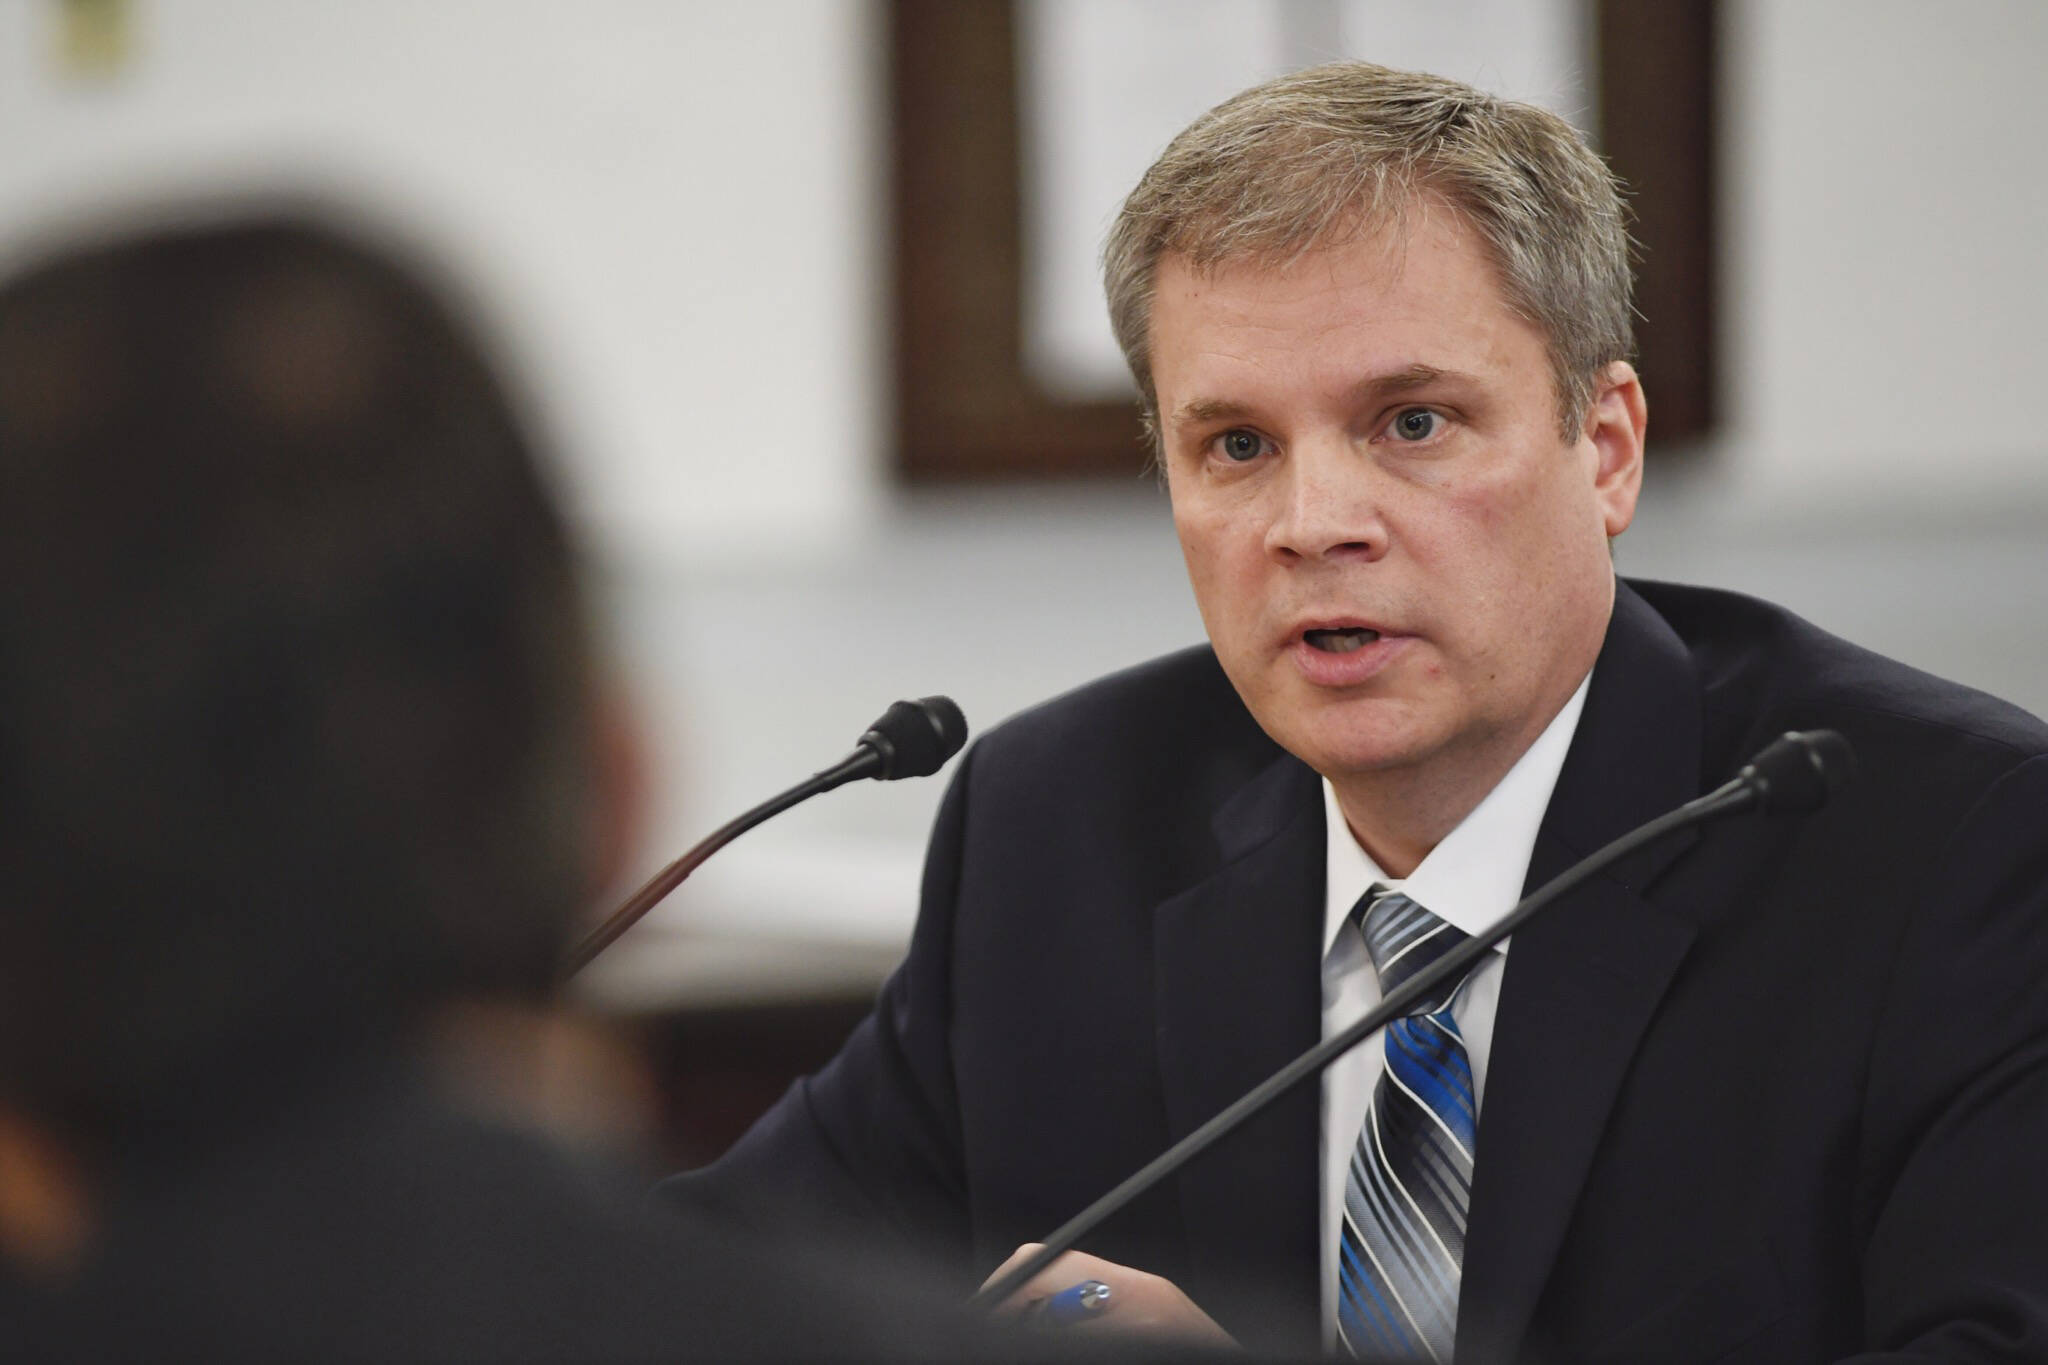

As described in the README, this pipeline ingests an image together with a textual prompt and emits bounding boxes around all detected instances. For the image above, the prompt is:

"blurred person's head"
[0,213,612,1167]
[1104,60,1634,443]
[0,215,996,1365]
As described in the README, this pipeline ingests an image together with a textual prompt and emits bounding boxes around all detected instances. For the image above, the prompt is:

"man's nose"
[1262,437,1387,563]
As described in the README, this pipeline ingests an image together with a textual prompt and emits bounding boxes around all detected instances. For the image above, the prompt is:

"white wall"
[1714,0,2048,516]
[0,0,884,565]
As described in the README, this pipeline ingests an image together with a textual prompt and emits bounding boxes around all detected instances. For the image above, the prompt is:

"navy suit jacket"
[665,579,2048,1362]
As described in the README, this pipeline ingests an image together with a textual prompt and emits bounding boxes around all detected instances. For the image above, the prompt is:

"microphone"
[973,728,1856,1308]
[845,696,969,783]
[1737,728,1855,814]
[562,696,968,978]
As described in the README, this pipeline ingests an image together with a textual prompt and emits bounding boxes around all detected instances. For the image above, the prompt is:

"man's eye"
[1391,408,1444,441]
[1216,429,1270,462]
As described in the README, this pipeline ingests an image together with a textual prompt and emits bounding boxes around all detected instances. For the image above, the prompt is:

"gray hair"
[1103,61,1634,441]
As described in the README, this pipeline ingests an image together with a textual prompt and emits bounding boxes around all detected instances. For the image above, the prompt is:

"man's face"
[1152,203,1642,795]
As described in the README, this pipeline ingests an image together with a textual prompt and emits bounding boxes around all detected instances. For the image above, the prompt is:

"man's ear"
[1583,361,1647,538]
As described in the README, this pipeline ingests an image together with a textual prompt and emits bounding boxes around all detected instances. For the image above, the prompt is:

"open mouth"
[1303,627,1381,654]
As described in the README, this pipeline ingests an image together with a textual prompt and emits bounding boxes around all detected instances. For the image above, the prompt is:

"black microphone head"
[858,695,968,780]
[1736,729,1856,814]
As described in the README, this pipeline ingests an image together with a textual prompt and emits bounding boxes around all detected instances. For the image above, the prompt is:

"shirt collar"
[1321,670,1592,959]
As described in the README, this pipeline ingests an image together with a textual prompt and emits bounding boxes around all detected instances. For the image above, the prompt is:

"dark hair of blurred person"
[0,214,989,1363]
[0,215,596,1152]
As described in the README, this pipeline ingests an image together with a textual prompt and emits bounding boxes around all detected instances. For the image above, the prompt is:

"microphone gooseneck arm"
[972,729,1852,1309]
[561,751,872,979]
[561,696,968,980]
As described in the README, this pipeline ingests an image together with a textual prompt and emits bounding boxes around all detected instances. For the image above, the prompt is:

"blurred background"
[4,0,2043,1162]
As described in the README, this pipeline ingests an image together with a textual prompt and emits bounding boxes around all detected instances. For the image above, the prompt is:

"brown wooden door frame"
[890,0,1716,481]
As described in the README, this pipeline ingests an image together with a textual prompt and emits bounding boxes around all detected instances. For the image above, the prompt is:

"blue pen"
[1039,1279,1112,1326]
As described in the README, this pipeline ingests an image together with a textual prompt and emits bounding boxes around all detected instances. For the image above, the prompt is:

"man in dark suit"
[667,62,2048,1361]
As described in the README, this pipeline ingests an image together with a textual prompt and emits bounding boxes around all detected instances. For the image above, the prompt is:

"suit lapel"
[1458,582,1707,1365]
[1152,752,1325,1352]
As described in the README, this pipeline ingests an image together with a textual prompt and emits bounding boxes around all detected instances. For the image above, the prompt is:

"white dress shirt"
[1318,674,1591,1349]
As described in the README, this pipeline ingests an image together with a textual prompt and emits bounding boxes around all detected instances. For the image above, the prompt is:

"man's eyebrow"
[1166,397,1257,427]
[1347,363,1477,401]
[1167,365,1481,429]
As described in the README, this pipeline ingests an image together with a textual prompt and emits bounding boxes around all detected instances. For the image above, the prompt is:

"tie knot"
[1351,887,1471,1016]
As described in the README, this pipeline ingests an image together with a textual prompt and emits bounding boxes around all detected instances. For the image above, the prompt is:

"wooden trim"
[1598,0,1718,442]
[889,0,1148,480]
[889,0,1717,479]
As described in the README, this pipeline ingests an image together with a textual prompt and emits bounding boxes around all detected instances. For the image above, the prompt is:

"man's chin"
[1228,666,1448,777]
[1266,710,1446,784]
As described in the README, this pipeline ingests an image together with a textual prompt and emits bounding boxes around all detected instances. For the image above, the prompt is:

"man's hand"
[981,1244,1238,1350]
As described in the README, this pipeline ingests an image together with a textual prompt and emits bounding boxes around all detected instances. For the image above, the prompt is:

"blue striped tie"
[1337,888,1477,1363]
